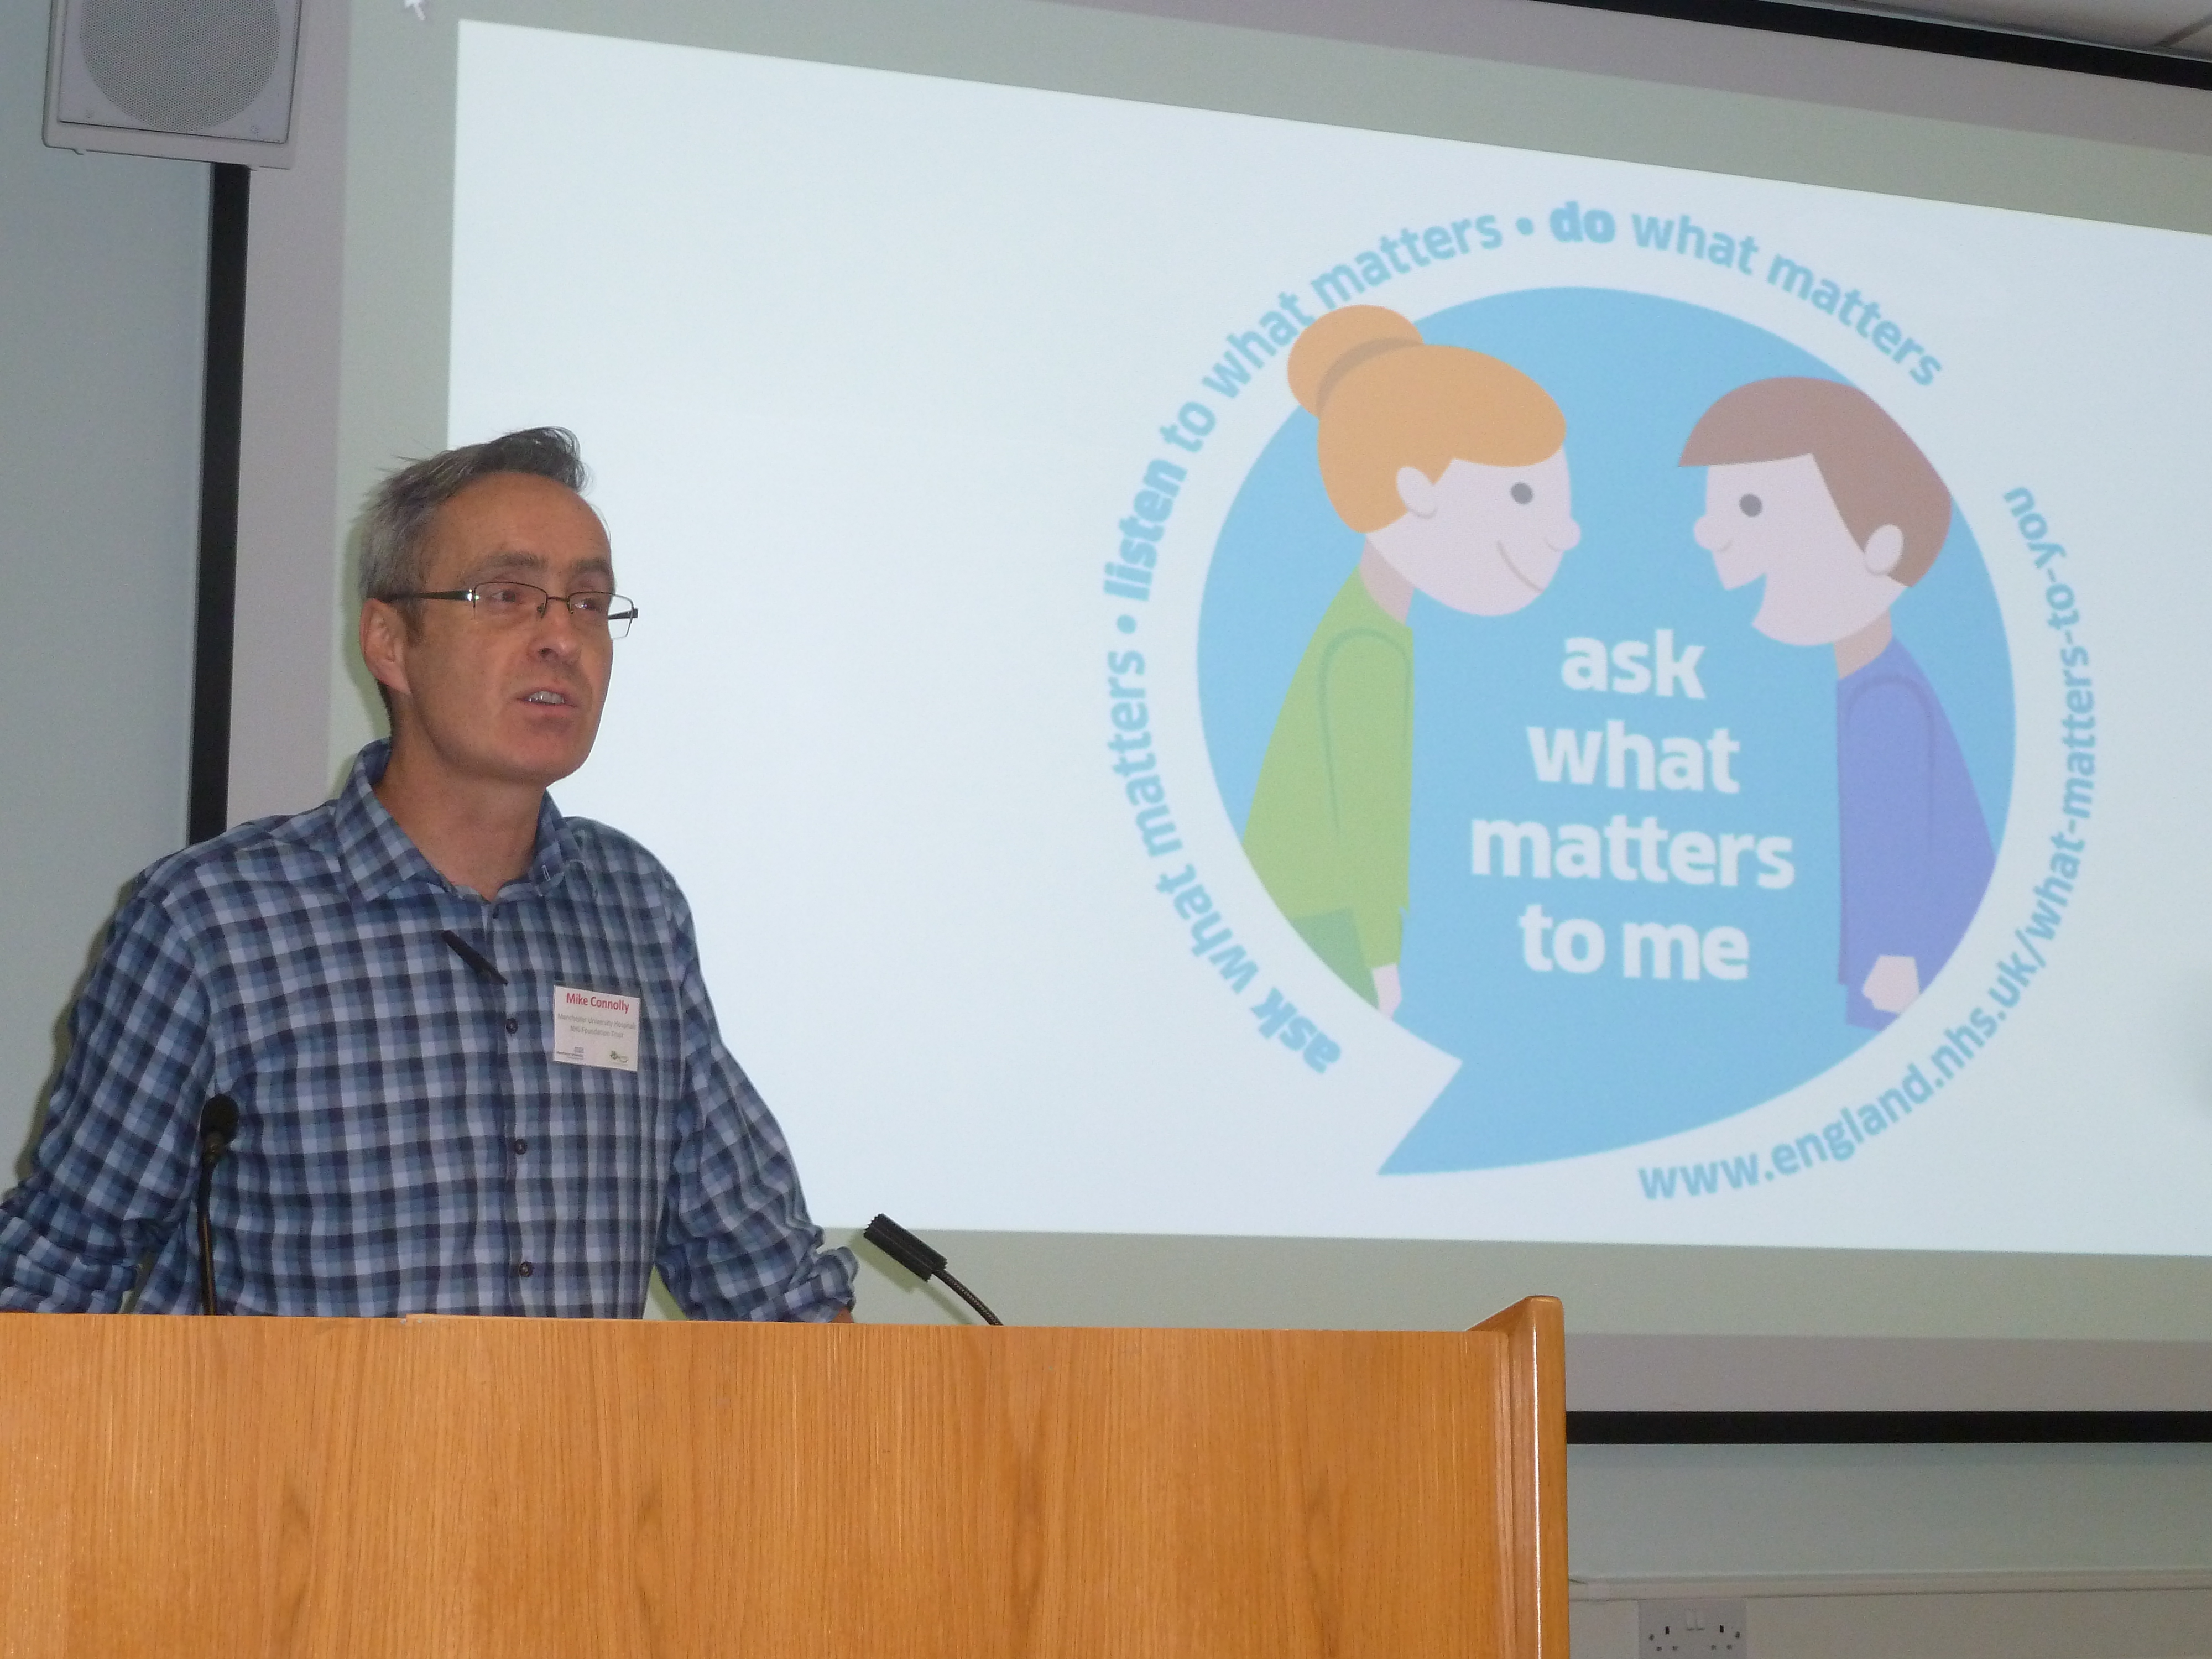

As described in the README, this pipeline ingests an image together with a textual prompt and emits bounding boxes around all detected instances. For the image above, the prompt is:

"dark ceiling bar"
[1569,1411,2212,1443]
[1539,0,2212,88]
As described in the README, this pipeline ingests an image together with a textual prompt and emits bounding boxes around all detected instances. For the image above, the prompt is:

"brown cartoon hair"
[1679,378,1952,586]
[1287,306,1567,534]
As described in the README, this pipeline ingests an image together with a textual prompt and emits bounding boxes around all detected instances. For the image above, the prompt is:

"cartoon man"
[1243,306,1579,1018]
[1681,377,1993,1027]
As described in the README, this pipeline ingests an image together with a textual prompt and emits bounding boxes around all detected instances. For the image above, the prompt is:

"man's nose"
[1692,515,1724,552]
[530,600,586,655]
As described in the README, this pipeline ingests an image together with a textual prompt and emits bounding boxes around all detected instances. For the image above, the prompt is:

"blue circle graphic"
[1197,288,2012,1170]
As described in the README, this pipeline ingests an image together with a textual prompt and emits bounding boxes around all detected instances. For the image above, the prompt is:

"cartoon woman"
[1242,306,1579,1019]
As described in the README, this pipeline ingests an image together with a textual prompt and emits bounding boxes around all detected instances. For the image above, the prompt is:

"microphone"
[439,930,507,984]
[196,1094,239,1316]
[864,1214,1002,1326]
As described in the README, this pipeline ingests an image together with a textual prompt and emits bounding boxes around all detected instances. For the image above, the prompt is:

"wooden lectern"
[0,1297,1564,1656]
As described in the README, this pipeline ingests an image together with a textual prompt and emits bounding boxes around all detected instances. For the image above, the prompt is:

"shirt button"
[505,1017,519,1034]
[513,1138,528,1155]
[518,1261,534,1278]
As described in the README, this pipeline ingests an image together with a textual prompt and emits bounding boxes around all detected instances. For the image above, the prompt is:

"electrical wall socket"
[1639,1598,1748,1658]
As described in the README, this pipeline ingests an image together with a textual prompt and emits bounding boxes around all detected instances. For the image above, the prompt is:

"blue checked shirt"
[0,742,855,1319]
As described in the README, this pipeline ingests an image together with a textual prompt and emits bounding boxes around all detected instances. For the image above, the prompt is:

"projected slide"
[450,22,2212,1252]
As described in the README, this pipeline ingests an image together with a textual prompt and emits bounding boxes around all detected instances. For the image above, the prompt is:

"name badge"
[551,984,642,1072]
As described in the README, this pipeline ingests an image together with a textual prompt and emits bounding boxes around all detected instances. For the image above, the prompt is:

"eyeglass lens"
[474,582,637,638]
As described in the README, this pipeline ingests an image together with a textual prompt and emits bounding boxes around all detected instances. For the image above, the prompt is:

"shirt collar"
[1839,636,1907,686]
[325,740,580,904]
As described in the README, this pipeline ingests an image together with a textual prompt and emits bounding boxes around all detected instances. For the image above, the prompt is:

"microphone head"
[864,1213,947,1284]
[199,1094,241,1162]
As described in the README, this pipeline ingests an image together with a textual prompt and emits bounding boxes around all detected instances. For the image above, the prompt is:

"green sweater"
[1241,571,1413,1001]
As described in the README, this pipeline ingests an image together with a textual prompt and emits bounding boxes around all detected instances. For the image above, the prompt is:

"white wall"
[1572,1581,2212,1659]
[1562,1438,2212,1655]
[0,3,205,1176]
[1567,1439,2212,1580]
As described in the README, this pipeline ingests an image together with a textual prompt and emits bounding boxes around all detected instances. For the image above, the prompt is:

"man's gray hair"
[357,427,589,604]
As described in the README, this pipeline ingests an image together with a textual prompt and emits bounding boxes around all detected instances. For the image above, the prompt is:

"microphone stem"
[935,1267,1001,1326]
[196,1154,220,1316]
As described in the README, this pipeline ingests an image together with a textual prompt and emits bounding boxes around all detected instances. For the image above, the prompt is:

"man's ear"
[1862,524,1906,578]
[1395,465,1441,520]
[359,599,411,702]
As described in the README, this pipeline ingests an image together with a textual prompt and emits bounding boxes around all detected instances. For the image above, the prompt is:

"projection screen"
[312,0,2212,1407]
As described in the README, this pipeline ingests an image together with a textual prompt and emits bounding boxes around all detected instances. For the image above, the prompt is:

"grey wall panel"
[0,1,206,1172]
[230,0,351,825]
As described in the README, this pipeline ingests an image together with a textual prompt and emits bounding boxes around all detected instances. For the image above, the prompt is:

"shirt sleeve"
[653,894,856,1322]
[1838,677,1943,989]
[0,883,212,1312]
[1318,629,1414,971]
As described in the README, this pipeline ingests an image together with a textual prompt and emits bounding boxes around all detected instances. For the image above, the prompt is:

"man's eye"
[571,592,612,617]
[1510,482,1534,504]
[1740,494,1763,518]
[478,583,528,604]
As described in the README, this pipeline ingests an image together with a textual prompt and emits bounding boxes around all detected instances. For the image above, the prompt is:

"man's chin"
[538,745,596,786]
[494,737,597,791]
[1750,607,1829,647]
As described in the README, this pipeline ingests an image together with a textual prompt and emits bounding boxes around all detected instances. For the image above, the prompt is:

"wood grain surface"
[0,1305,1565,1658]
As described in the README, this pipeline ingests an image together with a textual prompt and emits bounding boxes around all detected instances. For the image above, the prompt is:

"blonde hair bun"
[1286,305,1568,532]
[1288,305,1424,414]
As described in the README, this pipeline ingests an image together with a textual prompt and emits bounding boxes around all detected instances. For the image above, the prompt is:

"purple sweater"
[1837,639,1995,1029]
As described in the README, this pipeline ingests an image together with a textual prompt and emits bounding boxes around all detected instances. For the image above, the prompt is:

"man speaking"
[0,430,855,1321]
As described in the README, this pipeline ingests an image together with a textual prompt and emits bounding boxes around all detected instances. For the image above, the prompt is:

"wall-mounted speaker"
[45,0,303,168]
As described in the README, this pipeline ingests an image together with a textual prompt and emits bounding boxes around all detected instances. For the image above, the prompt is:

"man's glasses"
[388,582,639,639]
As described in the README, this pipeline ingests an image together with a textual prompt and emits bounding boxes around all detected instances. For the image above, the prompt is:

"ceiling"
[1786,0,2212,57]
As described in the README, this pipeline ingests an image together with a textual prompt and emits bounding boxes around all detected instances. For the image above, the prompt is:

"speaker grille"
[79,0,280,133]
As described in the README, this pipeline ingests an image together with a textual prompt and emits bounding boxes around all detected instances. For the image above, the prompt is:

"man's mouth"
[523,690,572,706]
